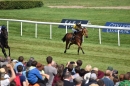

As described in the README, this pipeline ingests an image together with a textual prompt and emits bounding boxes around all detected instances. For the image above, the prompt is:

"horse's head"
[82,27,88,38]
[1,25,8,39]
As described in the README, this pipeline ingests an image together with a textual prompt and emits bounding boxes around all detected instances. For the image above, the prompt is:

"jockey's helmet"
[76,23,81,27]
[1,25,6,30]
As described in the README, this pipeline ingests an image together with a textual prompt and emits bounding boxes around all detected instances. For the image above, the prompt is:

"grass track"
[0,0,130,74]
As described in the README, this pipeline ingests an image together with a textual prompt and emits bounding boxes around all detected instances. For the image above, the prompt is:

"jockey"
[71,23,82,39]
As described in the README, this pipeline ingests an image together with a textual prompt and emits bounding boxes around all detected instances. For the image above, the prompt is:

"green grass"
[0,0,130,74]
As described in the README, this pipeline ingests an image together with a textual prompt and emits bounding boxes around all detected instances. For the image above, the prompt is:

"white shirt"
[0,79,10,86]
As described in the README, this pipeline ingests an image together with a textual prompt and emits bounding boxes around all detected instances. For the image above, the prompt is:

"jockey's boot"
[70,33,75,41]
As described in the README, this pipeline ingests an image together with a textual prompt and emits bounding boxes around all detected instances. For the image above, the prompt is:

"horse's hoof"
[83,52,85,54]
[64,51,66,53]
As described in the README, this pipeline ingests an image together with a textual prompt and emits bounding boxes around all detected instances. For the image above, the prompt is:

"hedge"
[0,1,43,9]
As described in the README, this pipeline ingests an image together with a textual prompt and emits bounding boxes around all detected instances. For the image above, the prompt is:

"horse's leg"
[64,41,69,53]
[77,43,85,54]
[7,45,10,56]
[80,47,85,54]
[80,43,85,54]
[68,42,73,49]
[1,47,7,58]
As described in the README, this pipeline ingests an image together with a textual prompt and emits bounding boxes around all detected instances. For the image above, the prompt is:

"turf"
[0,0,130,74]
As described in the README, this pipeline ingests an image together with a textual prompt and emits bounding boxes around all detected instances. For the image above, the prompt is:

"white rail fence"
[0,18,130,46]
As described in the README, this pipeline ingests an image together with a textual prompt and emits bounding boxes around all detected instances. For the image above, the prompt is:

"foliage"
[0,1,43,9]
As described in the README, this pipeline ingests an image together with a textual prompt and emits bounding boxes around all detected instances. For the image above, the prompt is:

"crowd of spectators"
[0,56,130,86]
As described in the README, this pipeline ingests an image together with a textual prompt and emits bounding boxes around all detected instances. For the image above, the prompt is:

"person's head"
[18,56,24,62]
[36,63,44,71]
[17,65,23,72]
[57,65,64,77]
[75,66,80,74]
[119,74,125,81]
[31,61,37,67]
[97,80,105,86]
[55,80,63,86]
[89,83,99,86]
[76,23,81,27]
[79,68,86,77]
[74,76,83,85]
[124,73,130,80]
[107,66,113,71]
[0,68,6,80]
[105,70,112,77]
[76,60,82,67]
[90,73,97,80]
[63,72,72,80]
[85,64,92,72]
[67,64,73,72]
[46,56,52,64]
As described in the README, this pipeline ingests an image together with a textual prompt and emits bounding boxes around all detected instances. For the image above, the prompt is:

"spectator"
[97,79,105,86]
[76,60,82,67]
[27,61,46,86]
[36,62,49,81]
[44,56,57,86]
[0,64,16,86]
[16,65,28,86]
[14,56,24,73]
[84,64,92,84]
[73,66,80,79]
[119,73,130,86]
[73,76,83,86]
[89,83,99,86]
[55,80,63,86]
[63,72,74,86]
[102,70,114,86]
[119,74,125,81]
[84,73,97,86]
[52,64,64,86]
[92,67,104,79]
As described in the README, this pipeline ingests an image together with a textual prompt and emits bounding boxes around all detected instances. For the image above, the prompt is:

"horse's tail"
[62,34,67,42]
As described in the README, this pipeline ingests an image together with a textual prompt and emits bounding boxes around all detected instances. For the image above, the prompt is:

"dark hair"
[76,60,82,66]
[63,72,71,79]
[31,61,37,67]
[97,80,105,86]
[79,68,86,77]
[124,73,130,80]
[18,56,24,62]
[75,66,80,73]
[46,56,52,64]
[17,65,23,72]
[68,64,73,72]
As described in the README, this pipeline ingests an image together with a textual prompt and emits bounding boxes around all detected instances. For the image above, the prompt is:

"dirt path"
[48,6,130,9]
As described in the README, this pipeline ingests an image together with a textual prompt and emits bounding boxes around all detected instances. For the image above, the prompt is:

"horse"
[62,27,88,54]
[0,25,10,58]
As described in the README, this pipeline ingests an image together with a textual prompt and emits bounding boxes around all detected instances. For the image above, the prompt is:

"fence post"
[66,25,67,33]
[99,28,101,44]
[118,30,120,46]
[50,24,52,39]
[7,21,9,33]
[20,22,22,36]
[35,23,37,38]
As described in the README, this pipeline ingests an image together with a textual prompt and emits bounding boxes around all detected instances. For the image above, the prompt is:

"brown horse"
[62,27,88,54]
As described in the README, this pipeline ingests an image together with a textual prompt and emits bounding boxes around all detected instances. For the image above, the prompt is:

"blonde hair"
[85,64,92,72]
[89,83,99,86]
